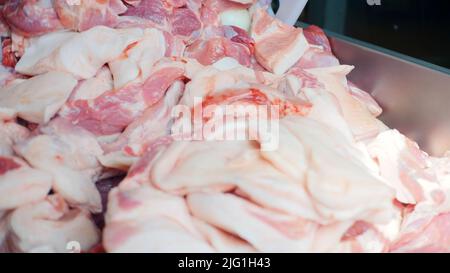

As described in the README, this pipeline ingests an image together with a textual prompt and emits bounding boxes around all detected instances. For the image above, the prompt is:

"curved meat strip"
[15,26,143,79]
[201,0,251,28]
[15,119,104,212]
[282,117,394,223]
[187,192,318,252]
[3,195,99,253]
[250,8,309,75]
[193,219,256,252]
[303,25,332,53]
[104,185,213,253]
[0,71,77,124]
[150,116,394,226]
[306,65,381,141]
[108,28,167,89]
[0,156,52,211]
[60,60,186,136]
[367,130,441,205]
[99,80,185,170]
[178,64,280,108]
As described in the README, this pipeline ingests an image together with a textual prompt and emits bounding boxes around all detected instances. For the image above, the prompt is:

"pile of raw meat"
[0,0,450,253]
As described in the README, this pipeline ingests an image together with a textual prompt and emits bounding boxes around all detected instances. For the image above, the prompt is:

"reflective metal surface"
[328,33,450,156]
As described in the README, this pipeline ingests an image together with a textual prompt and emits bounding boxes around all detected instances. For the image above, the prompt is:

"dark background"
[274,0,450,69]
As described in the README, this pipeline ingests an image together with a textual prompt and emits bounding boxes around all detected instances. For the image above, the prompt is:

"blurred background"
[273,0,450,69]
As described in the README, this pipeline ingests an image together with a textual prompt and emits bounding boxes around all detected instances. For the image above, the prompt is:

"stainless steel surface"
[328,34,450,156]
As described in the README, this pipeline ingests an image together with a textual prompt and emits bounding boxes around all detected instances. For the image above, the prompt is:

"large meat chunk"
[368,130,442,205]
[15,119,104,212]
[201,0,251,30]
[0,156,52,210]
[99,80,185,170]
[149,116,394,225]
[104,185,214,253]
[0,71,77,124]
[187,192,318,252]
[15,26,143,79]
[60,60,186,136]
[123,0,202,40]
[306,65,382,140]
[108,28,167,89]
[53,0,127,31]
[250,8,309,74]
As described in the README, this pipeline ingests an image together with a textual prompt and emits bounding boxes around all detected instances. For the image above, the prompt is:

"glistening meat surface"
[0,1,449,253]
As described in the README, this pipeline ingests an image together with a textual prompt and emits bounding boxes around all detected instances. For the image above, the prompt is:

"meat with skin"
[187,192,318,252]
[367,130,440,205]
[251,8,309,75]
[99,80,185,170]
[15,119,104,212]
[149,116,394,225]
[15,26,143,79]
[53,0,127,31]
[303,25,332,53]
[2,195,99,253]
[0,4,449,253]
[348,82,383,117]
[123,0,202,40]
[299,84,354,141]
[178,63,279,108]
[2,0,63,37]
[104,185,214,253]
[0,71,77,124]
[306,65,381,140]
[108,28,167,89]
[192,219,256,252]
[294,47,340,69]
[0,156,52,210]
[201,0,251,28]
[185,37,252,66]
[60,60,186,136]
[294,26,339,69]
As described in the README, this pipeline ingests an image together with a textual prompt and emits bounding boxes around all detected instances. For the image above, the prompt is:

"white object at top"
[274,0,308,26]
